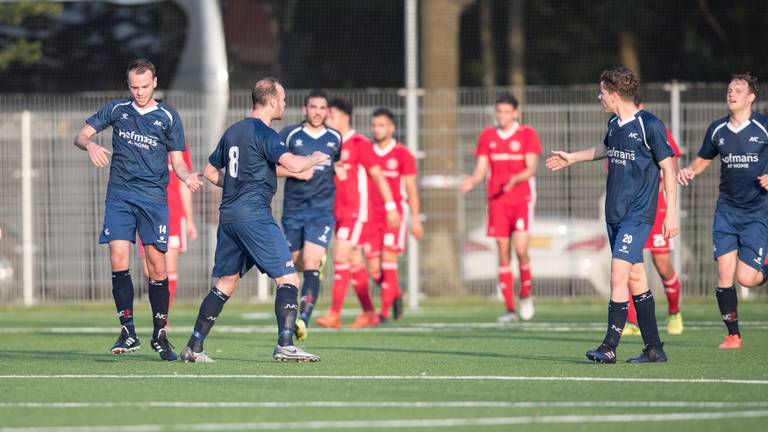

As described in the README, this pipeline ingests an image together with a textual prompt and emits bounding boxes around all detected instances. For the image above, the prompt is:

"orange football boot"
[718,334,743,349]
[315,312,342,329]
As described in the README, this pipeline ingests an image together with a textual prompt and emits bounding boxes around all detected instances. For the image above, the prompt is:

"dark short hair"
[731,73,759,98]
[600,67,639,100]
[127,58,156,78]
[496,93,519,109]
[304,89,329,106]
[372,107,395,124]
[633,94,643,107]
[329,98,353,117]
[252,77,281,107]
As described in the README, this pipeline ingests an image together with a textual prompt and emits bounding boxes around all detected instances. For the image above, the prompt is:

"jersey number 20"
[229,146,239,178]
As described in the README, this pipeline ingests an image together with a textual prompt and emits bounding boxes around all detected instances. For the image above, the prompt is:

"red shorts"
[138,215,187,256]
[486,200,533,238]
[645,191,672,253]
[362,220,407,258]
[335,218,366,246]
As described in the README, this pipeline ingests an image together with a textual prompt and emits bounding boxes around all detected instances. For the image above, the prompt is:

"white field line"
[1,375,767,385]
[2,410,768,432]
[1,400,767,410]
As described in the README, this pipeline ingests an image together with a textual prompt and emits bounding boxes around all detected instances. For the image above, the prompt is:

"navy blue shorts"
[212,218,296,279]
[712,211,768,271]
[607,221,653,264]
[281,211,335,252]
[99,197,169,252]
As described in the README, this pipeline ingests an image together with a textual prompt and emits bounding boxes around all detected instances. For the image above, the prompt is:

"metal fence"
[0,83,762,305]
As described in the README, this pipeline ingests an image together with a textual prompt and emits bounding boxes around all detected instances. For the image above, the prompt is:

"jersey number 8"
[228,146,239,178]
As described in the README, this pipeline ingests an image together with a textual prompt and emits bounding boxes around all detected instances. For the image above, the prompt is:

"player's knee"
[277,272,301,288]
[736,267,761,288]
[610,272,629,290]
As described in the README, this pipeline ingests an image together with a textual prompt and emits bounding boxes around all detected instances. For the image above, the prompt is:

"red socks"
[351,266,375,313]
[380,261,399,318]
[499,266,515,312]
[519,263,532,299]
[329,262,351,314]
[663,271,681,315]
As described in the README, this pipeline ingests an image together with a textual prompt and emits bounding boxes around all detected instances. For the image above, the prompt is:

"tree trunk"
[479,0,496,88]
[507,0,525,101]
[618,29,640,76]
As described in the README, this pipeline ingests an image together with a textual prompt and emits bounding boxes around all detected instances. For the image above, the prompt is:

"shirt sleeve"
[474,131,490,157]
[401,147,418,176]
[697,122,719,160]
[264,132,290,164]
[333,138,342,162]
[165,109,186,152]
[208,137,227,169]
[646,119,675,163]
[85,101,116,132]
[524,128,543,155]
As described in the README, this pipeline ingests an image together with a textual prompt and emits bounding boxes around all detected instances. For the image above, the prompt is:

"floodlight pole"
[405,0,420,309]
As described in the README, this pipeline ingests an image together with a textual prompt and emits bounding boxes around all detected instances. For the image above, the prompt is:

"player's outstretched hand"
[185,173,203,192]
[187,220,199,241]
[410,217,424,241]
[86,142,111,167]
[662,215,679,239]
[758,174,768,191]
[460,176,476,194]
[678,167,696,186]
[386,209,401,229]
[545,151,573,171]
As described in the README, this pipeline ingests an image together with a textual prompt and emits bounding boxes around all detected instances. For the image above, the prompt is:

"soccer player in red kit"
[316,99,400,328]
[461,93,542,322]
[140,147,198,315]
[624,96,684,336]
[364,108,423,322]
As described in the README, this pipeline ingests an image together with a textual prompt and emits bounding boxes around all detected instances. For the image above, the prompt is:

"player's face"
[371,115,394,142]
[727,80,755,113]
[326,107,349,131]
[495,103,518,129]
[304,97,329,128]
[598,81,616,113]
[272,84,287,120]
[127,70,157,108]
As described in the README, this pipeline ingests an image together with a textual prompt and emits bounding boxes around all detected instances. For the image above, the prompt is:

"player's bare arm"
[461,155,489,193]
[368,165,401,228]
[503,153,539,192]
[179,177,198,241]
[203,162,224,187]
[74,124,112,168]
[277,165,315,180]
[659,156,679,239]
[279,150,329,173]
[404,174,423,240]
[170,151,202,192]
[546,142,608,171]
[677,157,712,186]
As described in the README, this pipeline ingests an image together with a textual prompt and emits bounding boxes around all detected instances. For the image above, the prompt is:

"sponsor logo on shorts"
[104,228,110,236]
[285,260,295,268]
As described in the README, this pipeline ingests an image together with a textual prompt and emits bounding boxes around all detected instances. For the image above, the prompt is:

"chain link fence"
[0,83,762,304]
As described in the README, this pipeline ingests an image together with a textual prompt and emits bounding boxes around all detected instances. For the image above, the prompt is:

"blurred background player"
[74,58,201,361]
[180,78,328,363]
[316,98,401,328]
[363,108,423,322]
[622,95,684,336]
[461,93,541,322]
[678,73,768,350]
[139,146,198,326]
[278,90,343,335]
[547,67,677,363]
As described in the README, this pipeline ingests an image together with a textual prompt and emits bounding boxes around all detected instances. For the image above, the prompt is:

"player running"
[547,67,678,363]
[678,73,768,350]
[277,90,342,336]
[363,108,423,322]
[315,98,401,328]
[461,93,542,322]
[622,95,684,337]
[74,58,202,361]
[180,78,328,363]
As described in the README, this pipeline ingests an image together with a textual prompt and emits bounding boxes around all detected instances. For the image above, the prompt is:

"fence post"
[405,0,420,309]
[21,110,35,306]
[664,80,687,280]
[256,271,269,302]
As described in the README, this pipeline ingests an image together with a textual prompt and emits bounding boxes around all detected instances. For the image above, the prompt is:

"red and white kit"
[166,148,193,252]
[334,130,378,245]
[475,124,542,238]
[644,129,682,253]
[363,139,418,257]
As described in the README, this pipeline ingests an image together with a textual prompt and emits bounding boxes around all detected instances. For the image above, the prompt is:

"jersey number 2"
[228,146,239,178]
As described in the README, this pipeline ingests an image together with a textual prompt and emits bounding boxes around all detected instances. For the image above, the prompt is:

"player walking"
[74,59,202,361]
[180,78,328,363]
[678,73,768,349]
[363,108,423,322]
[547,67,678,363]
[278,90,342,336]
[316,98,401,328]
[461,93,542,322]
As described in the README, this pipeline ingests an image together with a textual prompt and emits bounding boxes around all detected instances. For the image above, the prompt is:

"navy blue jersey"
[279,123,341,214]
[698,112,768,217]
[86,98,185,204]
[604,110,675,224]
[208,118,290,224]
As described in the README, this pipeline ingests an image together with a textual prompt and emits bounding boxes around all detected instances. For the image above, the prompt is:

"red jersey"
[475,124,542,204]
[167,147,193,220]
[334,130,378,222]
[368,139,418,222]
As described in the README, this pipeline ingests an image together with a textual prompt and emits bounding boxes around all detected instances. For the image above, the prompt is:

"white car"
[462,217,613,296]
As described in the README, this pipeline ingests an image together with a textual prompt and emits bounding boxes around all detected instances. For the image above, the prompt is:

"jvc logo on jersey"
[326,142,336,148]
[722,153,758,169]
[627,132,642,141]
[153,120,165,129]
[749,136,761,143]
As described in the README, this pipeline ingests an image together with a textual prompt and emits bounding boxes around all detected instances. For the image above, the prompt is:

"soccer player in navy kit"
[278,90,343,335]
[180,78,328,363]
[547,67,678,363]
[74,59,202,361]
[678,73,768,350]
